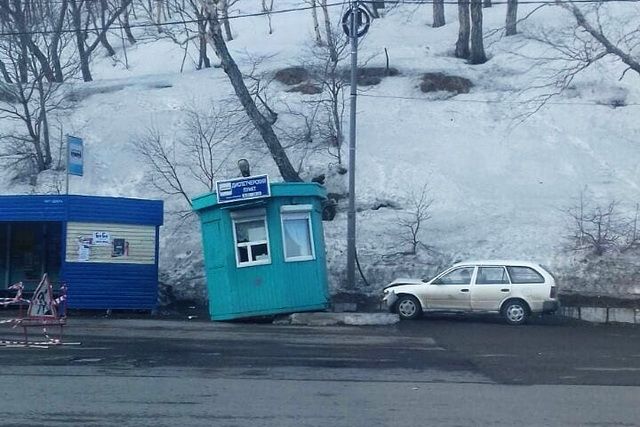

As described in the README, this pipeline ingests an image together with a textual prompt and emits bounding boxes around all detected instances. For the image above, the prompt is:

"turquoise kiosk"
[192,175,330,320]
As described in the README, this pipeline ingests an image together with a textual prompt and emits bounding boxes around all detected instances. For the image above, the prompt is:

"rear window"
[506,266,545,284]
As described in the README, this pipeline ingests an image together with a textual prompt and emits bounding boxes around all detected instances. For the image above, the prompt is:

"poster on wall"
[92,231,111,245]
[77,237,92,262]
[111,239,129,257]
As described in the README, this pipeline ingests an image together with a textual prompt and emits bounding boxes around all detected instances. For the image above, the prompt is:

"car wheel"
[396,295,422,320]
[502,300,528,325]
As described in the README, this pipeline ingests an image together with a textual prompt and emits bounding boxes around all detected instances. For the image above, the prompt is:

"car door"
[471,266,511,311]
[426,266,475,310]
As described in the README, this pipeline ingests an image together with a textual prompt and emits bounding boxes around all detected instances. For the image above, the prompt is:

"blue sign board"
[216,175,270,204]
[67,135,84,177]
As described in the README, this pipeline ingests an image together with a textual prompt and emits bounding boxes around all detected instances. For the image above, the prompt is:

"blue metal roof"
[0,195,163,225]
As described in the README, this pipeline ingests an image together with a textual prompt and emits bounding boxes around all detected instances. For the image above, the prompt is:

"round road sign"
[341,6,371,38]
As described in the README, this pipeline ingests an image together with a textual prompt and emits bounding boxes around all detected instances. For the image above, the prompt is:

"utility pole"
[346,0,359,290]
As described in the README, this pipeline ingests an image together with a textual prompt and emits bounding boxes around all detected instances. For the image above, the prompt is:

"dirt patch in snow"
[354,67,400,86]
[275,66,310,85]
[286,82,322,95]
[420,72,473,94]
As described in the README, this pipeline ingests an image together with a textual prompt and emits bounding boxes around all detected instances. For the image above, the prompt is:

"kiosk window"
[281,211,314,262]
[233,217,270,267]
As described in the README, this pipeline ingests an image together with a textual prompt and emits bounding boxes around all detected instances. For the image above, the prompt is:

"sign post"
[66,135,84,194]
[342,2,371,290]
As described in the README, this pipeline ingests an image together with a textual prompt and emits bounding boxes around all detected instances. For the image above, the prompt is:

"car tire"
[502,300,529,325]
[396,295,422,320]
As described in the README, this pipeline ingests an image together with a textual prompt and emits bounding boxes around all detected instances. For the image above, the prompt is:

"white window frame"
[231,215,271,268]
[280,206,316,263]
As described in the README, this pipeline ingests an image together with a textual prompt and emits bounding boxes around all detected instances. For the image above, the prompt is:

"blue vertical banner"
[67,135,84,177]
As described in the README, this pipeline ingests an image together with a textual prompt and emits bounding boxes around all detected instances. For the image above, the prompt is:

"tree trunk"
[469,0,487,64]
[37,79,52,170]
[121,0,137,44]
[220,0,233,41]
[97,0,117,56]
[10,1,56,82]
[204,10,302,182]
[455,0,470,59]
[70,0,93,81]
[320,0,337,63]
[18,88,46,172]
[155,0,164,31]
[18,39,29,83]
[50,0,68,82]
[198,23,211,69]
[433,0,445,28]
[311,0,323,45]
[0,60,13,83]
[506,0,518,36]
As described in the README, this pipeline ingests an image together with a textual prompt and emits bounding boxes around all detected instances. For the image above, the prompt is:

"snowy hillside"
[2,1,640,300]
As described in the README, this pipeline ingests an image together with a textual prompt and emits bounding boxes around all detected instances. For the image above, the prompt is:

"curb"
[561,306,639,324]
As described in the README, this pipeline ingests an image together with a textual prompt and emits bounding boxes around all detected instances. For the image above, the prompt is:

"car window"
[506,266,545,284]
[434,267,474,285]
[476,267,510,285]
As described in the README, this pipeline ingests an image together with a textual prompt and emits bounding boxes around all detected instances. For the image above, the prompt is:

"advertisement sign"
[67,135,84,177]
[216,175,270,204]
[92,231,111,245]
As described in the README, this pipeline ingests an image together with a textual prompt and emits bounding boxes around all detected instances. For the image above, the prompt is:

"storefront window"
[233,217,271,267]
[281,211,315,262]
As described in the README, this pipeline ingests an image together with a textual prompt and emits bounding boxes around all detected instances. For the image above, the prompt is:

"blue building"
[0,195,163,310]
[193,181,329,320]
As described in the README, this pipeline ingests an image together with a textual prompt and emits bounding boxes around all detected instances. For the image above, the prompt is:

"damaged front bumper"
[382,290,398,310]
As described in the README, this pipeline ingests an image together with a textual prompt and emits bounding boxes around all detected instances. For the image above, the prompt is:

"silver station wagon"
[382,260,559,325]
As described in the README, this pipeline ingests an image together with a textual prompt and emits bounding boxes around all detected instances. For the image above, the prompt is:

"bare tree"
[305,16,350,165]
[202,0,301,182]
[134,126,193,208]
[133,104,235,210]
[0,0,71,83]
[506,0,518,36]
[0,42,67,175]
[396,184,434,255]
[564,192,640,256]
[559,1,640,76]
[433,0,445,28]
[0,1,76,177]
[565,194,621,256]
[140,0,223,71]
[455,0,470,59]
[68,0,134,82]
[469,0,487,64]
[518,2,640,109]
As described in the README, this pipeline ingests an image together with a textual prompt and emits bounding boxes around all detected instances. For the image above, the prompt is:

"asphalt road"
[0,313,638,426]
